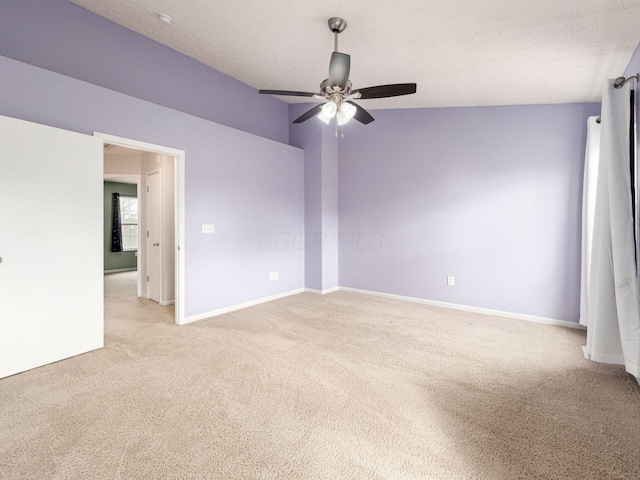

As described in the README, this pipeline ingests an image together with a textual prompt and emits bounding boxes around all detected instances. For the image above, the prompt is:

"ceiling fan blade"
[259,90,318,97]
[329,52,351,88]
[353,83,417,99]
[347,101,375,125]
[293,104,324,124]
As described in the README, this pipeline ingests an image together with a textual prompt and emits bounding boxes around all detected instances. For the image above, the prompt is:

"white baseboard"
[160,300,175,306]
[182,288,305,325]
[304,287,339,295]
[181,284,584,331]
[339,287,586,330]
[104,268,137,274]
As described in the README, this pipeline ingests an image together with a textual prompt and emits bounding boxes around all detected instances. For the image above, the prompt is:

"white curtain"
[583,79,640,378]
[580,116,601,326]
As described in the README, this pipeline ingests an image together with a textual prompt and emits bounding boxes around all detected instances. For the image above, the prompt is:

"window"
[119,195,138,251]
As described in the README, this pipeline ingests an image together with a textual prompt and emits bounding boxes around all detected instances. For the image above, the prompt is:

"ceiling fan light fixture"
[340,102,357,120]
[317,111,332,124]
[321,101,338,119]
[336,102,357,126]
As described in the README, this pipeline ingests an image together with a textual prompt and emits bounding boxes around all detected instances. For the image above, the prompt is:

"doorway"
[104,171,141,294]
[97,132,185,325]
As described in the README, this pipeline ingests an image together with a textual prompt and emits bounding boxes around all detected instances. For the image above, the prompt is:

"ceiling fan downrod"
[328,17,347,52]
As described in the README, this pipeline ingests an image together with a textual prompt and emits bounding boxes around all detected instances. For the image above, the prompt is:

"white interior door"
[0,115,103,379]
[146,170,161,303]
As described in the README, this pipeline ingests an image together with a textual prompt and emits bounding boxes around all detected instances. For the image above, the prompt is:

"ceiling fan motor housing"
[320,78,352,100]
[328,17,347,34]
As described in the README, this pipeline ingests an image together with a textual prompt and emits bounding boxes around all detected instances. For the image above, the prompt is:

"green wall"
[104,181,138,272]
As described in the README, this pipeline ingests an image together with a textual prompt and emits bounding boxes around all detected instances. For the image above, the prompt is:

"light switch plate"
[202,224,214,234]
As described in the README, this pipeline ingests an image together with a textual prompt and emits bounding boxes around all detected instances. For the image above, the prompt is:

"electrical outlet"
[447,276,455,286]
[273,271,278,280]
[269,272,274,281]
[202,224,214,234]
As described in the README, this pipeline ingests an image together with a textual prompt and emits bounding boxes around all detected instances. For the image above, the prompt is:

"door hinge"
[147,186,149,193]
[147,275,149,282]
[147,231,149,238]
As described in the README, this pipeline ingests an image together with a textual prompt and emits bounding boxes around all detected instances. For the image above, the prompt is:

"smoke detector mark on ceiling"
[157,13,172,25]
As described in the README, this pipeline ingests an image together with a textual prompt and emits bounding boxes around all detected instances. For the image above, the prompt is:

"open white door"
[146,170,162,303]
[0,115,103,379]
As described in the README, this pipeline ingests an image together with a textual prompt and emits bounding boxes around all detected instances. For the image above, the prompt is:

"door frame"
[95,132,185,325]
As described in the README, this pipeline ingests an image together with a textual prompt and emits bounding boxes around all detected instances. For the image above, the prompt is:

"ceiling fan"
[259,17,417,126]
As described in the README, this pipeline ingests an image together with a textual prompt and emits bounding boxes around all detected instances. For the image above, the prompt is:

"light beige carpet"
[1,272,640,479]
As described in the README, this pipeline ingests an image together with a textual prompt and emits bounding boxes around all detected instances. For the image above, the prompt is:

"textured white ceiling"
[67,0,640,109]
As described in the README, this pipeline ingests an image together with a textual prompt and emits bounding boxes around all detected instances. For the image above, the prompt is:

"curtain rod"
[614,73,639,89]
[595,73,639,123]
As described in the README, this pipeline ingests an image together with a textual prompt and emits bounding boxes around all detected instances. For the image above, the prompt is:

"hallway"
[104,271,175,334]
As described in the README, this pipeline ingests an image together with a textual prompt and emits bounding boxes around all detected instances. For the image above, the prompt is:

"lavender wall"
[289,104,340,291]
[0,0,288,144]
[321,126,339,291]
[0,55,304,317]
[338,103,600,322]
[289,105,323,290]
